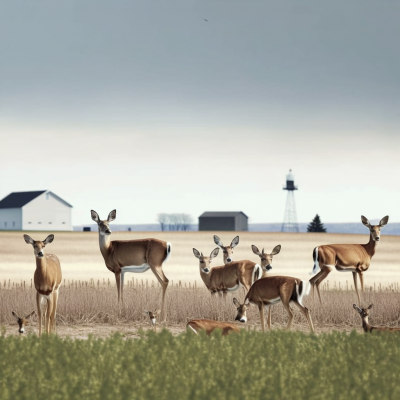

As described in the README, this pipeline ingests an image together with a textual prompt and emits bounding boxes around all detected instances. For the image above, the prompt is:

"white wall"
[22,192,72,231]
[0,208,22,230]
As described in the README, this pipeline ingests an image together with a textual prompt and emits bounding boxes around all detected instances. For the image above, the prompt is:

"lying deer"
[353,304,400,333]
[12,311,35,334]
[187,319,240,336]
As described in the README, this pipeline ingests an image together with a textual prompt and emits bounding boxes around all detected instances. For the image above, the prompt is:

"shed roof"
[0,191,73,209]
[199,211,248,218]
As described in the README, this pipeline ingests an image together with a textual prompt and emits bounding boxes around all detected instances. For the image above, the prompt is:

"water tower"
[281,169,299,232]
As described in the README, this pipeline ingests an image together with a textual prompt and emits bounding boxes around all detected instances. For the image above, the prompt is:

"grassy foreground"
[0,329,399,400]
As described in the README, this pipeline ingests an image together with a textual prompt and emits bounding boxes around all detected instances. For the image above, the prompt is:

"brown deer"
[251,244,281,328]
[213,235,240,264]
[144,310,160,331]
[309,215,389,305]
[23,234,62,336]
[353,304,400,333]
[233,275,314,333]
[192,247,261,299]
[91,210,171,321]
[187,319,240,336]
[12,311,35,334]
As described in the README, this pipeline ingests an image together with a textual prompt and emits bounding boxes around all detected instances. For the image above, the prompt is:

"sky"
[0,0,399,226]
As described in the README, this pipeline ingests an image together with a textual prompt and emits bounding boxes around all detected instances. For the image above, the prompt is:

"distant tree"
[307,214,327,233]
[157,213,169,231]
[180,214,193,231]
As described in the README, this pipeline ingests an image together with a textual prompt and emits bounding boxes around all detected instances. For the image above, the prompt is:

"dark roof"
[0,191,46,209]
[199,211,248,218]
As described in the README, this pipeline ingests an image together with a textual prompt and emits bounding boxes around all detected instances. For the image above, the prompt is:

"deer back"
[103,239,169,269]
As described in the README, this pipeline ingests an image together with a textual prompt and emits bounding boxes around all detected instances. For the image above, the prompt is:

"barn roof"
[199,211,248,218]
[0,191,73,209]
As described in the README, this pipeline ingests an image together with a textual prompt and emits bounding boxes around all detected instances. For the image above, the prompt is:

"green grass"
[1,329,399,400]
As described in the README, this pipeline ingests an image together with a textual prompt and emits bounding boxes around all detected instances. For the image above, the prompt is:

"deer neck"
[200,269,212,288]
[35,256,49,280]
[362,317,372,333]
[99,234,112,258]
[363,234,378,258]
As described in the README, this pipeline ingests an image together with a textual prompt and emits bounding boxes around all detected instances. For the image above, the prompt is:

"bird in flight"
[204,19,208,22]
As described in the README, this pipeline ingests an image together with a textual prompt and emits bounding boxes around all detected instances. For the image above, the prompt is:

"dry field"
[1,230,399,337]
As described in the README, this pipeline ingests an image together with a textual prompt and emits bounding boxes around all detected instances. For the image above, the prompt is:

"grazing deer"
[144,310,160,331]
[91,210,171,321]
[12,311,35,334]
[213,235,239,264]
[251,244,281,328]
[309,215,389,305]
[23,234,62,336]
[233,276,314,333]
[187,319,240,336]
[192,248,261,298]
[353,304,400,333]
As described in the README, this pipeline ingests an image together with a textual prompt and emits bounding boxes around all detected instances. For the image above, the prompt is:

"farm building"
[198,211,248,231]
[0,190,73,231]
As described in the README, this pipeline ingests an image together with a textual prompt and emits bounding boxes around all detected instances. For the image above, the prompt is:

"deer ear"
[23,234,34,245]
[233,298,240,307]
[244,298,250,306]
[361,215,371,228]
[91,210,100,223]
[379,216,389,227]
[213,235,223,247]
[193,248,201,259]
[368,304,373,309]
[144,311,150,316]
[230,236,239,248]
[12,311,20,321]
[271,245,281,255]
[108,209,116,222]
[210,248,220,259]
[43,234,54,245]
[353,304,362,313]
[251,245,261,256]
[26,311,35,319]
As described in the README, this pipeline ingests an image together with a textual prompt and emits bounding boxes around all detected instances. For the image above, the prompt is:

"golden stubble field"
[1,230,399,286]
[1,230,399,338]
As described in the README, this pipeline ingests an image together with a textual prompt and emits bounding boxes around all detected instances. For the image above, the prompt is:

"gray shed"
[198,212,248,231]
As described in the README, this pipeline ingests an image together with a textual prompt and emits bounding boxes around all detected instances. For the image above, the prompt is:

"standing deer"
[192,247,261,299]
[213,235,239,264]
[23,234,62,336]
[353,304,400,333]
[91,210,171,321]
[251,244,281,329]
[12,311,35,334]
[187,319,240,336]
[309,215,389,305]
[233,275,314,333]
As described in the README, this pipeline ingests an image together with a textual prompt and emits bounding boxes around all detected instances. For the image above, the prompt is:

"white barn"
[0,190,73,231]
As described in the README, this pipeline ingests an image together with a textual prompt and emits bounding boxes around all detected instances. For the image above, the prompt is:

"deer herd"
[12,211,397,337]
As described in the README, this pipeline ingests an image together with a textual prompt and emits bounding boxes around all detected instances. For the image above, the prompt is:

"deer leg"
[314,267,332,304]
[353,272,361,305]
[359,271,364,293]
[115,271,121,303]
[36,292,42,336]
[120,271,125,305]
[309,270,325,301]
[281,301,294,330]
[259,304,266,333]
[267,305,272,330]
[151,265,169,322]
[46,298,53,334]
[51,289,59,333]
[293,301,315,333]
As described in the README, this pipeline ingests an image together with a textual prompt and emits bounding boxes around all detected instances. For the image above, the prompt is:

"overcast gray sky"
[1,0,399,226]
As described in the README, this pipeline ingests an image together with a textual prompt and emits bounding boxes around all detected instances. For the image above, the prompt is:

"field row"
[2,283,400,330]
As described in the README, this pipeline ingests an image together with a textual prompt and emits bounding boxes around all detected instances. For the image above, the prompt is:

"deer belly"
[335,265,357,272]
[226,283,241,292]
[121,264,151,273]
[267,297,281,305]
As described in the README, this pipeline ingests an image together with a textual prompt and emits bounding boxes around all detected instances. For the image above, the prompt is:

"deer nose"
[226,258,232,263]
[375,237,380,241]
[265,265,272,271]
[203,268,210,273]
[239,318,246,323]
[38,252,44,257]
[105,229,111,234]
[19,329,24,334]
